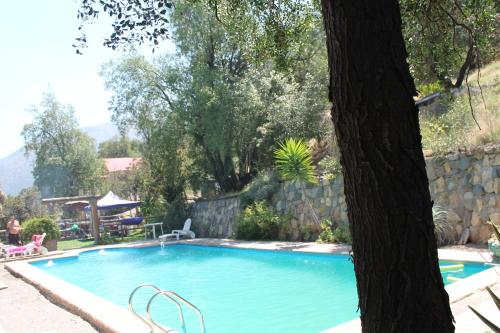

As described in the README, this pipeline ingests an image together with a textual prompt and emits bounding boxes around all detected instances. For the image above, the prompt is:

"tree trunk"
[320,1,454,332]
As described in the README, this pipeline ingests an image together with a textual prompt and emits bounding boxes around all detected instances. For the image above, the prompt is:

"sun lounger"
[159,219,195,244]
[5,233,48,259]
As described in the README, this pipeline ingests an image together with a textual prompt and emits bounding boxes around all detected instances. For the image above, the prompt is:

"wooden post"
[89,198,100,245]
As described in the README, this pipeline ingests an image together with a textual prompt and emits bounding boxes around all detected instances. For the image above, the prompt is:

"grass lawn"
[57,229,148,251]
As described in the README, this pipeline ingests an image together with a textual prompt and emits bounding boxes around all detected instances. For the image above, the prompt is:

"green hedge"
[22,217,60,243]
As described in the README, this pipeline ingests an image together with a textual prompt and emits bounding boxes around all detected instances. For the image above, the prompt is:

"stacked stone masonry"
[191,144,500,243]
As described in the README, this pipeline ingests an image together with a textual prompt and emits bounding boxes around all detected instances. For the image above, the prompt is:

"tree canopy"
[22,92,104,198]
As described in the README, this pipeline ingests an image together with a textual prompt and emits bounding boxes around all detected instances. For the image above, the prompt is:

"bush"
[318,156,342,181]
[317,220,335,243]
[22,217,60,244]
[236,201,286,240]
[332,223,352,244]
[240,171,280,208]
[316,219,351,244]
[433,206,455,246]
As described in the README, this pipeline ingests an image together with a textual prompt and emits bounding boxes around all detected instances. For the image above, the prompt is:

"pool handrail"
[128,284,186,333]
[146,290,206,333]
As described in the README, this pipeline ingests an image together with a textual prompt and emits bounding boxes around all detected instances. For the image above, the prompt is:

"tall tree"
[22,92,103,198]
[320,1,453,331]
[76,0,458,330]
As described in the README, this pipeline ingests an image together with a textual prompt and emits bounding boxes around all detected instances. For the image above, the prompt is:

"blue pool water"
[32,245,488,333]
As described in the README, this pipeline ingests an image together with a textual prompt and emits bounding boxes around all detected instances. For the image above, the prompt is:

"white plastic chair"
[159,219,195,245]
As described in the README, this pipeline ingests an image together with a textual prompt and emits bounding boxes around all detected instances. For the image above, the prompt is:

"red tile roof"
[104,158,141,173]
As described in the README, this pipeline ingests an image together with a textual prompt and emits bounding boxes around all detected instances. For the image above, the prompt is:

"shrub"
[433,206,455,246]
[332,223,352,244]
[240,171,280,208]
[236,201,286,240]
[316,219,351,244]
[317,220,335,243]
[318,155,342,181]
[22,217,60,244]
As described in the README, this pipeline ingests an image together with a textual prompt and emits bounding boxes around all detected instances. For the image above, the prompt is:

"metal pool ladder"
[128,284,206,333]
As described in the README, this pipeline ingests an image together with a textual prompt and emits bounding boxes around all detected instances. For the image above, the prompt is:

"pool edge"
[6,239,499,333]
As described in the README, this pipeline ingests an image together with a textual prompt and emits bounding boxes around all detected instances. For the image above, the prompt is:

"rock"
[476,199,484,212]
[479,224,492,243]
[471,211,482,226]
[464,192,474,210]
[443,162,452,173]
[447,210,461,223]
[448,192,462,208]
[434,177,446,193]
[459,156,471,170]
[473,175,482,185]
[494,179,500,194]
[473,184,484,195]
[490,212,500,225]
[484,180,495,193]
[447,181,456,191]
[469,225,480,242]
[458,227,470,245]
[426,163,436,180]
[494,154,500,166]
[455,223,463,238]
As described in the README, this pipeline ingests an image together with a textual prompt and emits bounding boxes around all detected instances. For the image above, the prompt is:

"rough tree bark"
[320,1,455,332]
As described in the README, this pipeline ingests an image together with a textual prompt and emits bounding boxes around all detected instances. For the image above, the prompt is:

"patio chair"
[159,218,195,244]
[5,233,48,259]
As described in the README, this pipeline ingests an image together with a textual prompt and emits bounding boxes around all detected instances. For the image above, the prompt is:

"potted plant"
[22,217,61,251]
[487,222,500,258]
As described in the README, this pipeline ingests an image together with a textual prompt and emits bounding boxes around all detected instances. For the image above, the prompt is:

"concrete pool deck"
[2,239,500,333]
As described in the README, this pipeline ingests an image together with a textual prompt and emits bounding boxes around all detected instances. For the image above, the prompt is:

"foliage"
[317,219,334,243]
[2,187,46,222]
[468,287,500,333]
[433,206,455,246]
[401,0,497,88]
[417,81,444,97]
[489,222,500,242]
[100,2,329,197]
[318,155,341,181]
[98,136,143,158]
[274,138,317,185]
[163,195,188,231]
[22,92,104,197]
[420,94,473,154]
[332,223,352,244]
[316,219,351,244]
[235,201,288,240]
[240,171,280,208]
[22,217,61,243]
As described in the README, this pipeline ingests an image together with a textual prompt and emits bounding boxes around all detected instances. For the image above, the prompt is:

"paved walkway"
[0,264,97,333]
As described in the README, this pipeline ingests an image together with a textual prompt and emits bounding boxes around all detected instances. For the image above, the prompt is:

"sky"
[0,0,173,158]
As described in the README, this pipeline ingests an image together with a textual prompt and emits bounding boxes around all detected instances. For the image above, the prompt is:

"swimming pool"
[31,245,489,333]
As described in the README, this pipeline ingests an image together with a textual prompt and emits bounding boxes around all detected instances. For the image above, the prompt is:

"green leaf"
[468,306,500,333]
[274,138,317,185]
[486,287,500,312]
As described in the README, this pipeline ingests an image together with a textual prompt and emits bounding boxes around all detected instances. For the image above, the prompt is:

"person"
[6,216,21,245]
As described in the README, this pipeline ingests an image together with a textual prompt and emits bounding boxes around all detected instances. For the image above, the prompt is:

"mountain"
[0,122,122,195]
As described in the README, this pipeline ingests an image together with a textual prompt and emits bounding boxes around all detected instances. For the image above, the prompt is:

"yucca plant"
[432,205,455,246]
[274,138,319,225]
[468,287,500,333]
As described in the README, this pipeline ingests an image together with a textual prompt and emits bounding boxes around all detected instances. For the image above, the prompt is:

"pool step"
[128,284,206,333]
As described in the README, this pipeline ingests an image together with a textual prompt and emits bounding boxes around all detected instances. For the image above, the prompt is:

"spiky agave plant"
[468,287,500,333]
[274,138,319,225]
[274,138,317,185]
[432,205,455,246]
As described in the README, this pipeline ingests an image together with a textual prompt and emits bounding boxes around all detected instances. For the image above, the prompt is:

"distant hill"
[0,122,123,195]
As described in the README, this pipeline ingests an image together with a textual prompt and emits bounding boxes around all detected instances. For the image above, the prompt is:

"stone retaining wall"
[191,144,500,243]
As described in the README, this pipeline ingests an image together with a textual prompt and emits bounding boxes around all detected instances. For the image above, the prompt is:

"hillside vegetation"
[420,60,500,154]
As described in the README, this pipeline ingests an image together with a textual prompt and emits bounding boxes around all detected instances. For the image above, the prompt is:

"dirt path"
[0,264,98,333]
